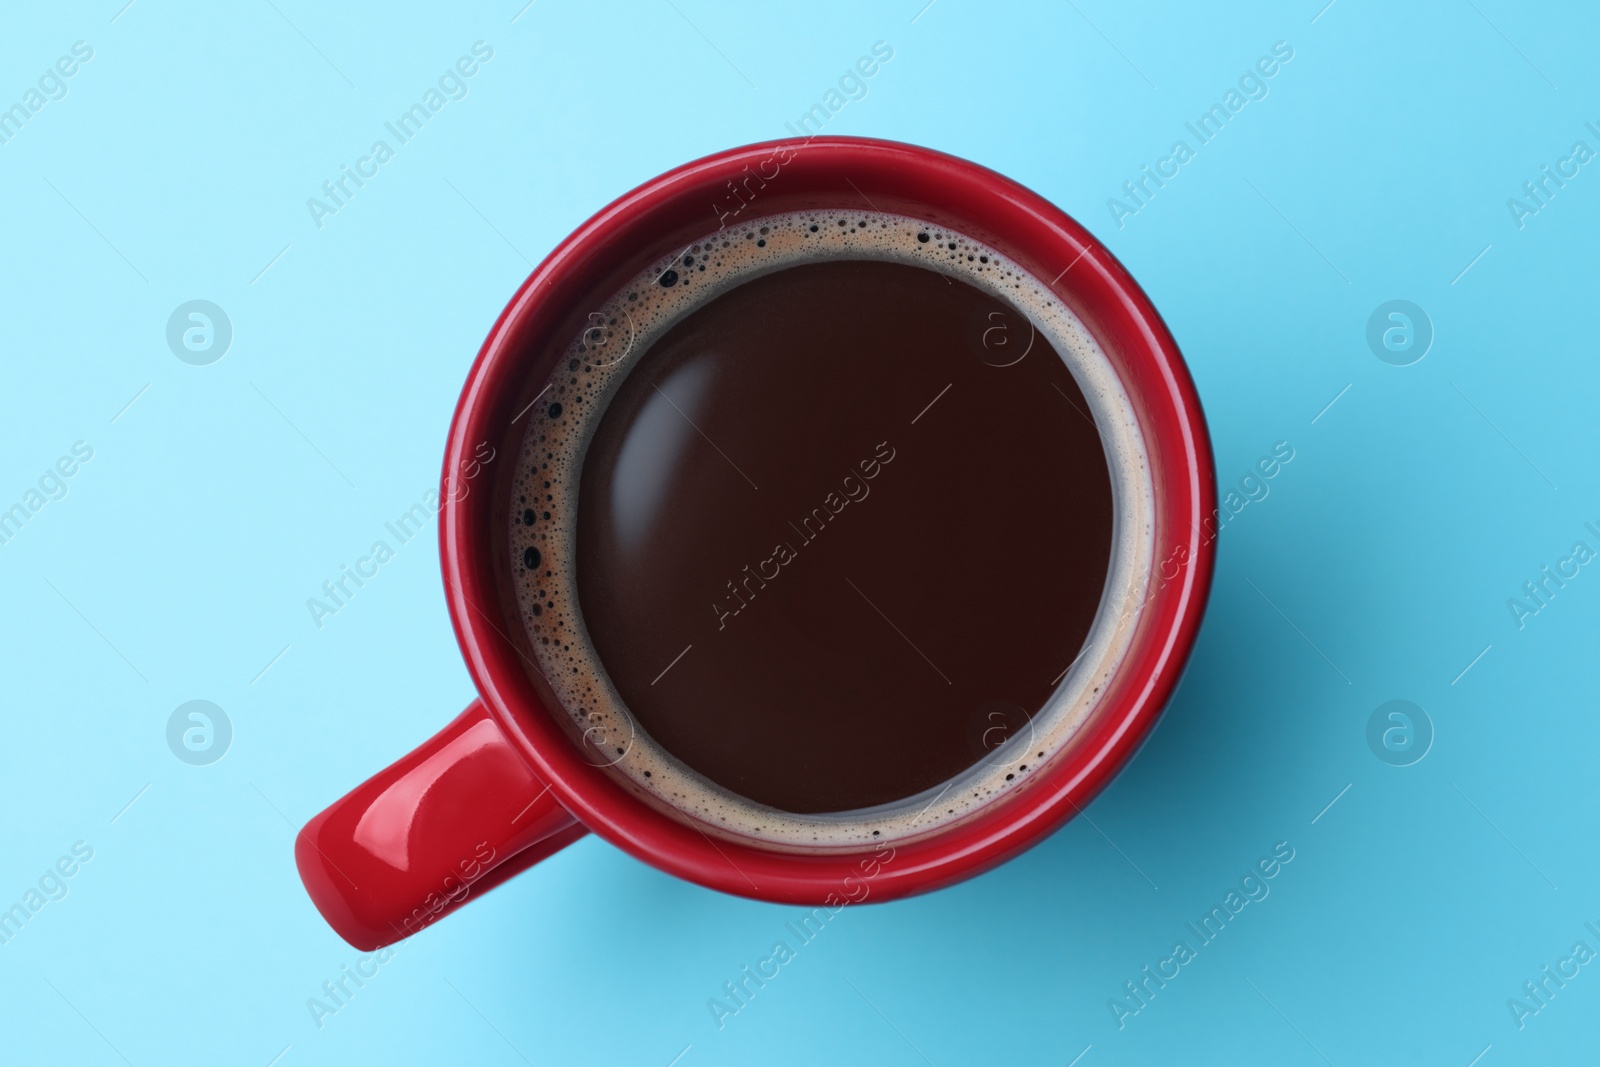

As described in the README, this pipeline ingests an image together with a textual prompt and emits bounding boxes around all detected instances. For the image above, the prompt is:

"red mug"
[295,137,1216,950]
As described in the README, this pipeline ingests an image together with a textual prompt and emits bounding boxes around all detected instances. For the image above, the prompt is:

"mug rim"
[439,136,1215,904]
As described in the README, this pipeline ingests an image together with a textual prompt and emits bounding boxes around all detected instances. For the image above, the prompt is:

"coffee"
[510,211,1153,845]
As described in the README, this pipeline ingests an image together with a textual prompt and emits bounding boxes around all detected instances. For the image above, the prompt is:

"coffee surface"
[508,209,1152,845]
[574,258,1113,812]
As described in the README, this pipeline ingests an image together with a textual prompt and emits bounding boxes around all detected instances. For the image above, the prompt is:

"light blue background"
[2,1,1597,1064]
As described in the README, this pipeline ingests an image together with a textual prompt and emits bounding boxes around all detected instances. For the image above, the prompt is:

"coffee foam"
[509,209,1154,848]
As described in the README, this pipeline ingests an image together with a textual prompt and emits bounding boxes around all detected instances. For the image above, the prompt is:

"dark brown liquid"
[576,259,1112,813]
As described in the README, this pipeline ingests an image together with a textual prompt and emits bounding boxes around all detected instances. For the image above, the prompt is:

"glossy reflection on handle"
[295,699,586,950]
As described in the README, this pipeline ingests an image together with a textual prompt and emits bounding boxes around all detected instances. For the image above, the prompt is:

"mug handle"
[295,699,587,950]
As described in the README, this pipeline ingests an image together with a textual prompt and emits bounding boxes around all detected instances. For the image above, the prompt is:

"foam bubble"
[509,210,1154,848]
